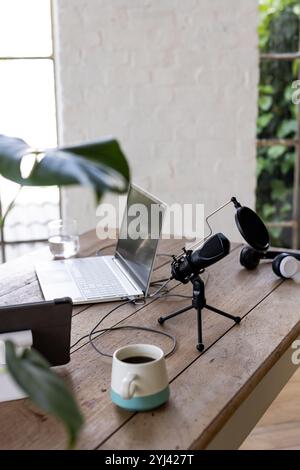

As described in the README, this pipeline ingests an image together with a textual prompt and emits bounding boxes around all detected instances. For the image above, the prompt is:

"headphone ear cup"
[272,253,286,278]
[272,253,298,279]
[240,246,261,270]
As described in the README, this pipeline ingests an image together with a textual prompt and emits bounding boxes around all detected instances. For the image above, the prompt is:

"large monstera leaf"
[5,341,84,448]
[0,135,130,447]
[0,134,130,199]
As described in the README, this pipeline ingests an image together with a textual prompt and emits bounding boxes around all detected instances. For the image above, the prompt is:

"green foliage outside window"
[257,0,299,247]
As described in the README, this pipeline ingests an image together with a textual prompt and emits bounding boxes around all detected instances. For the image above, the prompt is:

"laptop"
[35,184,166,305]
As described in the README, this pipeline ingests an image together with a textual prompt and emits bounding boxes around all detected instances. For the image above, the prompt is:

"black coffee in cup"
[122,356,155,364]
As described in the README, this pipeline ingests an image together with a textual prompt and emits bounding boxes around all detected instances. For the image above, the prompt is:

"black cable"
[89,326,176,358]
[71,296,176,358]
[87,296,176,359]
[157,293,191,299]
[70,300,132,350]
[88,299,132,346]
[148,278,171,297]
[71,292,194,351]
[150,277,170,285]
[95,243,116,256]
[156,253,173,258]
[70,270,210,357]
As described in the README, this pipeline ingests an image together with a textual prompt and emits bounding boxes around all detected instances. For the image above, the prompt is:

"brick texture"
[53,0,258,238]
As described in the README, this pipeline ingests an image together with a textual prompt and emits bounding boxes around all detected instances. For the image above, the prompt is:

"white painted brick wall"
[53,0,258,239]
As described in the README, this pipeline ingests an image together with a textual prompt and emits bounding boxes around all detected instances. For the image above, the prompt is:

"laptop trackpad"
[36,264,82,301]
[46,268,72,283]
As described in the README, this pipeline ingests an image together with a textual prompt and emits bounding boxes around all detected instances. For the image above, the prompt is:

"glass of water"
[48,219,80,259]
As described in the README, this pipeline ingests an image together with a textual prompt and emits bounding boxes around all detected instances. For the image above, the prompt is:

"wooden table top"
[0,231,299,450]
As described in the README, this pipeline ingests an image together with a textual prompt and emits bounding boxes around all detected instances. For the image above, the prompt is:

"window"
[0,0,59,262]
[257,0,300,248]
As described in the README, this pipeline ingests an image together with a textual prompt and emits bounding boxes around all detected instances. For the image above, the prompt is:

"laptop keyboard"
[68,258,128,299]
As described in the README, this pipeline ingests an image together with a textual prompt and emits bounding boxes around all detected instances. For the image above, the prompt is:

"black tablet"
[0,297,72,366]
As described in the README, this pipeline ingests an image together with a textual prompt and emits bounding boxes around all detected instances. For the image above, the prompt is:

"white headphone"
[272,253,299,279]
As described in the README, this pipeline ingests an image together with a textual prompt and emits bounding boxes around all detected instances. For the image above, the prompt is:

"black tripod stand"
[158,274,241,352]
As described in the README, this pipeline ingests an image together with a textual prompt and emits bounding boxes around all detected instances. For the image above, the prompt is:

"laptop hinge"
[113,257,144,295]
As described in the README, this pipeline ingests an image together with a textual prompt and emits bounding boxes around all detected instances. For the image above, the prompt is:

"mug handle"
[121,373,137,399]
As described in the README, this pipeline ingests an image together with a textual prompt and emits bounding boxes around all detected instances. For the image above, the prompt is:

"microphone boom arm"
[174,197,241,261]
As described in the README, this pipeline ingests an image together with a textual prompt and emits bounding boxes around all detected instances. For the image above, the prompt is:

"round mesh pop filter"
[235,206,269,252]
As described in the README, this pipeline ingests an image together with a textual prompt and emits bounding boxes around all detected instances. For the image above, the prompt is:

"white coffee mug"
[110,344,170,411]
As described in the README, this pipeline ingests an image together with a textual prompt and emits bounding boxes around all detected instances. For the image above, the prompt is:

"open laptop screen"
[116,185,165,295]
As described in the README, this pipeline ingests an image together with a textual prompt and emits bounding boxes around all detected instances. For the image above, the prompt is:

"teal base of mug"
[111,387,170,411]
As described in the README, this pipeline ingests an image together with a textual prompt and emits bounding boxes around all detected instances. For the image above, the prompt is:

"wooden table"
[0,231,299,450]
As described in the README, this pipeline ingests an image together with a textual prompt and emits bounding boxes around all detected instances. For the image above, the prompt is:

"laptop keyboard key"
[68,258,128,300]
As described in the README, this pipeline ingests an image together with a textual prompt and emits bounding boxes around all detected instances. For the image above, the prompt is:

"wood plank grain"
[0,235,185,446]
[0,231,178,307]
[100,280,300,450]
[0,243,286,450]
[0,232,106,296]
[0,230,102,301]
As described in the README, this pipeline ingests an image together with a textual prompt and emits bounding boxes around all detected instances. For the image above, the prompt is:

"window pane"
[5,241,48,262]
[3,184,60,242]
[259,1,300,54]
[0,59,59,244]
[0,0,52,57]
[256,145,295,247]
[0,59,57,148]
[268,227,292,249]
[258,60,299,140]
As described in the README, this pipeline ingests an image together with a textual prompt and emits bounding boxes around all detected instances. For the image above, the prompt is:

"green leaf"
[262,203,276,220]
[5,341,84,448]
[284,84,294,103]
[257,113,273,129]
[282,151,295,174]
[269,226,283,241]
[281,201,292,214]
[259,84,274,95]
[257,153,274,175]
[257,157,266,177]
[277,119,297,138]
[292,59,300,78]
[259,95,273,111]
[267,145,286,159]
[270,179,288,201]
[0,135,130,200]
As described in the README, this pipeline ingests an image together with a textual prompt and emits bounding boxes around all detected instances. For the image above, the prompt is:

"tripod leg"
[158,305,193,325]
[205,304,241,324]
[196,307,204,352]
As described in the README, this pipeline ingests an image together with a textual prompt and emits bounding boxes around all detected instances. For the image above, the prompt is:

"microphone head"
[191,233,230,268]
[171,233,231,283]
[235,206,269,252]
[201,232,230,257]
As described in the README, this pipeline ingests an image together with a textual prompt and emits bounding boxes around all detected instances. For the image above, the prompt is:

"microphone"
[159,229,239,352]
[171,233,230,283]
